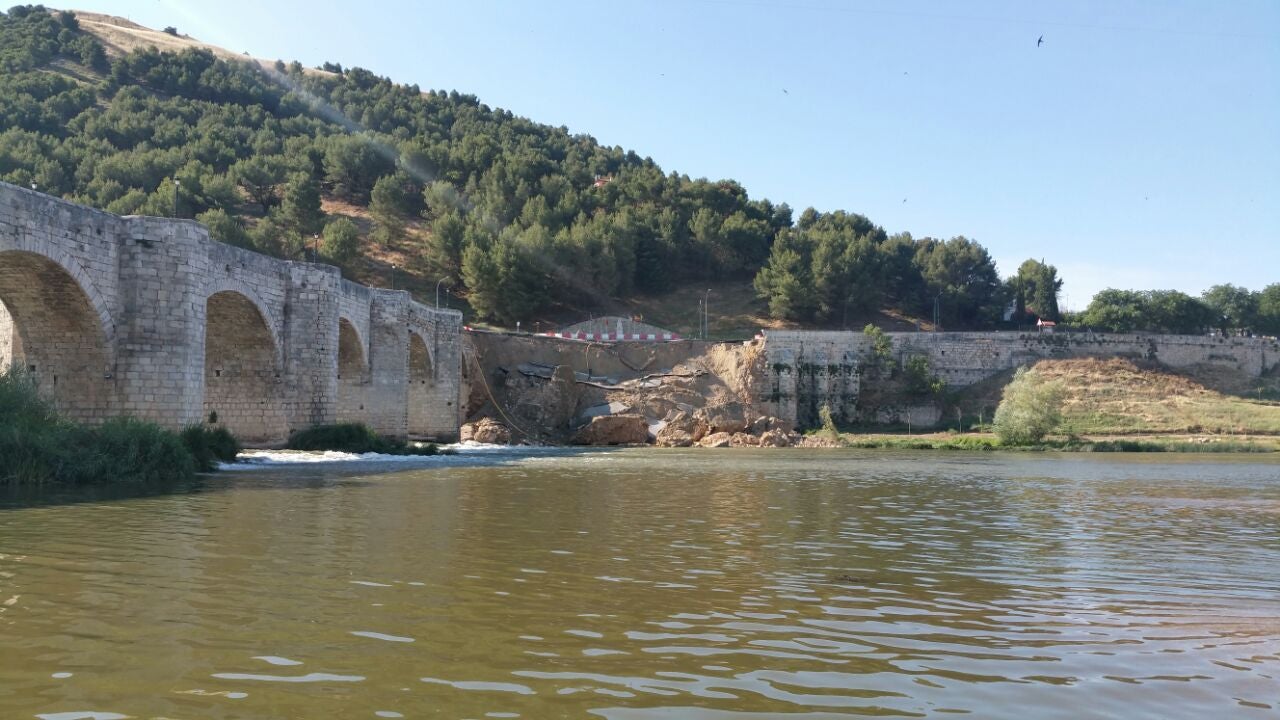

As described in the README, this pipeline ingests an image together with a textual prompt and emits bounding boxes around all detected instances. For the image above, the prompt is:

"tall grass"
[1,368,236,486]
[286,422,442,456]
[180,424,241,471]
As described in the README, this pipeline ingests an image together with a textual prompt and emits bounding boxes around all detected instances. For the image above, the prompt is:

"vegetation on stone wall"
[0,368,237,485]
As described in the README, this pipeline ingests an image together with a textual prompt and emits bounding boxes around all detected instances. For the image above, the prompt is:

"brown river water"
[1,448,1278,719]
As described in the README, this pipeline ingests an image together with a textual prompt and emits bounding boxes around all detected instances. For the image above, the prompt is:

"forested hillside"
[1,6,1275,334]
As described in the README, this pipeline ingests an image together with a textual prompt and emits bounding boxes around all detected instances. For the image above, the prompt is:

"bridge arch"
[202,278,283,367]
[336,316,370,425]
[0,249,116,423]
[202,289,287,444]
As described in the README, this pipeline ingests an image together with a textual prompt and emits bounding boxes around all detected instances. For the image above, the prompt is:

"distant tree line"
[1075,284,1280,336]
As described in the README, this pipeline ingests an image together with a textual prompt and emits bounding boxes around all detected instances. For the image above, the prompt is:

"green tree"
[321,217,360,264]
[1078,289,1147,332]
[1145,290,1215,335]
[1202,284,1258,334]
[915,237,1005,328]
[196,208,250,249]
[1256,283,1280,336]
[280,171,323,234]
[323,134,394,201]
[461,228,547,324]
[230,156,285,212]
[428,210,465,275]
[993,366,1065,445]
[753,229,813,320]
[1011,259,1062,322]
[370,172,410,244]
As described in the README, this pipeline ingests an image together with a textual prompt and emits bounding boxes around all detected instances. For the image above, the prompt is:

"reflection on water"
[2,450,1278,718]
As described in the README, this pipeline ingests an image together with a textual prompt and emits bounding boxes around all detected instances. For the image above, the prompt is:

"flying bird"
[1037,35,1044,47]
[782,88,789,94]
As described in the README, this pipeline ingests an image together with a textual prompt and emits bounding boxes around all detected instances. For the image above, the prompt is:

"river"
[1,448,1278,719]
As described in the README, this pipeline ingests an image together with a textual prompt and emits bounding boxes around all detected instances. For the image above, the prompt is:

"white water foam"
[219,442,566,469]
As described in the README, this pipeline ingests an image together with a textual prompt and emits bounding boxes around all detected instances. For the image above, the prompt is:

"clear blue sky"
[75,0,1279,308]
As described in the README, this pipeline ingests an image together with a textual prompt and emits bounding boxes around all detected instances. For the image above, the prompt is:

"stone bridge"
[0,182,462,445]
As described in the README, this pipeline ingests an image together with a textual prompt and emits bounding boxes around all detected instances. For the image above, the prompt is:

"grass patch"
[832,430,1275,453]
[181,425,241,471]
[841,434,1002,451]
[1034,358,1280,436]
[1,368,211,486]
[286,422,445,456]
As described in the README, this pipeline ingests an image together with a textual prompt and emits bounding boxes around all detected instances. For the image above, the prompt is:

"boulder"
[460,418,512,445]
[655,427,695,447]
[655,411,709,447]
[750,415,771,435]
[695,401,749,435]
[698,431,733,448]
[765,416,793,433]
[571,414,649,446]
[730,432,759,447]
[758,428,792,448]
[579,401,631,422]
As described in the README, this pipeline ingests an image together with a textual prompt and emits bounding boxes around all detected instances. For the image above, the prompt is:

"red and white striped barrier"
[544,331,680,342]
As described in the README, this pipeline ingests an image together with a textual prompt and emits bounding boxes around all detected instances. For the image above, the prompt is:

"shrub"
[1,367,202,486]
[902,355,945,397]
[286,423,441,456]
[321,217,360,263]
[181,425,241,471]
[818,403,840,441]
[63,418,196,484]
[993,367,1066,445]
[863,324,893,365]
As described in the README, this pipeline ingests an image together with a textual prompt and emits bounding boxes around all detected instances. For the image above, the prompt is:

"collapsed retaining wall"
[760,330,1280,429]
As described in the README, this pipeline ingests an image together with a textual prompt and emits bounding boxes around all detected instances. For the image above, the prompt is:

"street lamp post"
[312,234,319,263]
[391,264,398,291]
[436,278,448,309]
[933,292,942,332]
[173,178,181,218]
[704,288,711,340]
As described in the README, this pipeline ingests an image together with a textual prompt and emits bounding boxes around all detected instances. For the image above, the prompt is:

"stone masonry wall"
[408,303,463,441]
[762,330,1280,429]
[0,181,463,445]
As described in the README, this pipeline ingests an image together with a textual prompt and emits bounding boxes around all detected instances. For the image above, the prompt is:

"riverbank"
[824,431,1280,453]
[0,369,239,486]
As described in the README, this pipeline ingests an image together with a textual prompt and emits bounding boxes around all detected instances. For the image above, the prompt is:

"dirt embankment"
[1028,357,1280,436]
[460,332,797,447]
